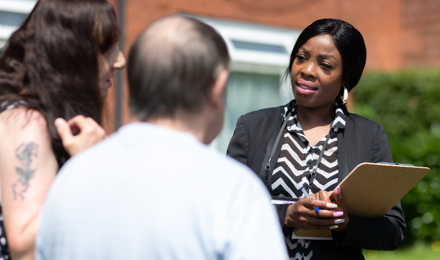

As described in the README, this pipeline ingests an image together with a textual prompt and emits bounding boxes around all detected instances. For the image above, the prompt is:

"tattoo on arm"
[12,142,38,200]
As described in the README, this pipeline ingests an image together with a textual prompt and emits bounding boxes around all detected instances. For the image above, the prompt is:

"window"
[185,15,300,153]
[0,0,37,48]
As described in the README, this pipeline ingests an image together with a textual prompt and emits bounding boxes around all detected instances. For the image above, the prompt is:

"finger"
[333,186,346,207]
[298,200,337,219]
[304,209,346,224]
[85,117,106,138]
[66,115,86,125]
[316,190,331,202]
[67,122,81,136]
[85,116,99,126]
[55,118,74,144]
[303,198,338,210]
[66,115,90,133]
[332,186,346,217]
[309,209,343,218]
[309,193,319,200]
[66,116,87,135]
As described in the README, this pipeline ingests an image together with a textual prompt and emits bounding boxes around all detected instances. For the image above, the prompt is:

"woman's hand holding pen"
[284,187,347,231]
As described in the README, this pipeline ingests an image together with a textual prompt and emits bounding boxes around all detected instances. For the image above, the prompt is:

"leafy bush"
[353,69,440,247]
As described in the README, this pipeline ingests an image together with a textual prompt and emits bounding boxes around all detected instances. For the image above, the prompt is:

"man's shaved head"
[127,15,230,121]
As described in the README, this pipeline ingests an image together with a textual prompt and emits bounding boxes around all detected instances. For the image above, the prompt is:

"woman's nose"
[301,61,317,78]
[114,50,127,70]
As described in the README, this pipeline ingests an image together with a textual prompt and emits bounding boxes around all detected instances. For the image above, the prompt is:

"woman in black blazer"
[227,19,405,259]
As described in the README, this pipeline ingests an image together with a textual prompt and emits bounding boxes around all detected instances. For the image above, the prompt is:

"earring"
[342,87,348,105]
[301,95,304,98]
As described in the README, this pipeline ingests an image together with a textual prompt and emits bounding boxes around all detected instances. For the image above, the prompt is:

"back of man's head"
[127,15,230,121]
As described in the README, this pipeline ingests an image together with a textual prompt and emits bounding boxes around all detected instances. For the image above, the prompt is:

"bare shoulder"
[0,107,48,137]
[0,108,57,201]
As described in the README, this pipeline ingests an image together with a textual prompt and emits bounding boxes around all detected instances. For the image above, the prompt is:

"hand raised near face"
[55,116,107,156]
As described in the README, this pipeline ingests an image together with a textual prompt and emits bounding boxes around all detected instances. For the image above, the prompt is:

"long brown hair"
[0,0,120,165]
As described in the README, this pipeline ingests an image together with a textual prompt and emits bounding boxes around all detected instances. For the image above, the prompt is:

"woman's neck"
[296,104,334,131]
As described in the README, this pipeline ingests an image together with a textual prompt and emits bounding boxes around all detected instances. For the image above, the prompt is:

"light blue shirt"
[36,122,288,260]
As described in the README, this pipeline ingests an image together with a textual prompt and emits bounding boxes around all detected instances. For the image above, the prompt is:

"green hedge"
[353,69,440,247]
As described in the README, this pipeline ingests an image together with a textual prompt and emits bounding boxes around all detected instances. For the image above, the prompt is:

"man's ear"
[209,70,229,109]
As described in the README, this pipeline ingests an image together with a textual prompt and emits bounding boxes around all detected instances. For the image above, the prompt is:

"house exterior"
[0,0,36,49]
[1,0,439,151]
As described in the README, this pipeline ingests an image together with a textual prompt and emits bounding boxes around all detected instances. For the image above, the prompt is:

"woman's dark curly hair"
[0,0,119,165]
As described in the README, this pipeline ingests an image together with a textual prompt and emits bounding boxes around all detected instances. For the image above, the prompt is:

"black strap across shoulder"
[259,109,291,193]
[259,102,336,194]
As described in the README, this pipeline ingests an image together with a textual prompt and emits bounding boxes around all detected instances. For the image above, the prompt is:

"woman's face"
[98,43,126,99]
[291,34,343,109]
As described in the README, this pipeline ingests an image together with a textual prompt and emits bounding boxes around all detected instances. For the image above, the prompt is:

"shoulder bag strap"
[259,110,292,192]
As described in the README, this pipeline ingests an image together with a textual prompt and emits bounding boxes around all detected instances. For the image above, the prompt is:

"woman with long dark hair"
[227,19,406,259]
[0,0,125,259]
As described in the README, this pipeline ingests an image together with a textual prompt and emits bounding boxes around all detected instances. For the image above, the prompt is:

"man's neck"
[130,112,209,144]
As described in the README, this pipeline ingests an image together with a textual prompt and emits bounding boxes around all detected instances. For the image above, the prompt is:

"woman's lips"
[296,81,317,95]
[106,79,112,87]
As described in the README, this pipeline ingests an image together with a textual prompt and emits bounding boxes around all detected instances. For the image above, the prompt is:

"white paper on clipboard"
[271,199,296,205]
[291,229,333,240]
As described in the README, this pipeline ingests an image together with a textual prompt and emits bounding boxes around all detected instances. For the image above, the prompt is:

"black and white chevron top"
[271,100,347,260]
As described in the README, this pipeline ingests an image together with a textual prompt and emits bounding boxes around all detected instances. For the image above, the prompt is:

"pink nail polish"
[333,211,343,217]
[336,186,341,194]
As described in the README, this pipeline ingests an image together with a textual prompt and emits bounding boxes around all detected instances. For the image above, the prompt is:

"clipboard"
[294,162,430,239]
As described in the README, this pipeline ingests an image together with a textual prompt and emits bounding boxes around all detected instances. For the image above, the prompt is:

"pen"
[300,186,320,213]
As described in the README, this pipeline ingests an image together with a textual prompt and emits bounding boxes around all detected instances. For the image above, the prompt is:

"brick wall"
[104,0,439,128]
[122,0,407,70]
[401,0,440,67]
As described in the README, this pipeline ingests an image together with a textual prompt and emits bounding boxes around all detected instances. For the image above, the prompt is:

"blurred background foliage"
[353,69,440,248]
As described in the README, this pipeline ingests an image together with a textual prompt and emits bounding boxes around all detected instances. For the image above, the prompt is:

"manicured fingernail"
[333,211,344,217]
[326,203,338,208]
[330,225,339,229]
[334,219,345,224]
[336,186,341,194]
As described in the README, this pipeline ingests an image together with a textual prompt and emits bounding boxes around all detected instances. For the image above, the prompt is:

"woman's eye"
[321,63,332,69]
[295,54,306,61]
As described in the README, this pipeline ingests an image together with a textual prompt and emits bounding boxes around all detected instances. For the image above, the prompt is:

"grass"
[364,242,440,260]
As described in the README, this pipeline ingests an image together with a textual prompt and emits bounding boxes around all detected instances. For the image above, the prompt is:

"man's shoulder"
[200,146,261,179]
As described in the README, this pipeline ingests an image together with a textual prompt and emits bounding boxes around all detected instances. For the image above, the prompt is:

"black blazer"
[227,104,406,257]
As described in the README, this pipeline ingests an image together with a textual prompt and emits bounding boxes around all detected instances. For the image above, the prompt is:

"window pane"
[231,39,288,54]
[0,11,27,27]
[215,72,284,153]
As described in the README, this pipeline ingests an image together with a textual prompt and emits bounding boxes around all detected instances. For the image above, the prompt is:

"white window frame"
[183,14,300,76]
[184,14,300,105]
[184,15,301,150]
